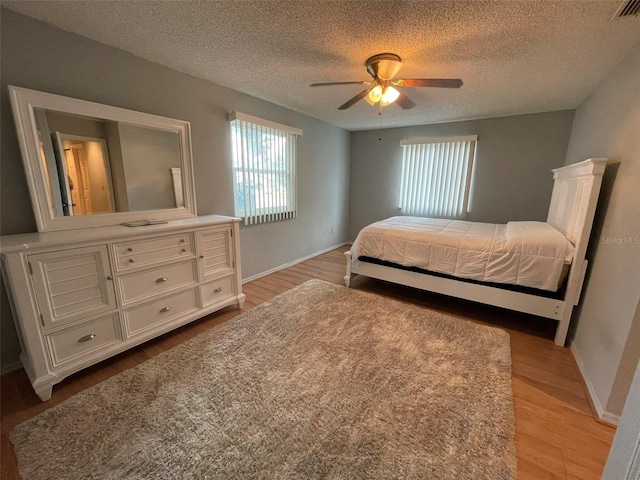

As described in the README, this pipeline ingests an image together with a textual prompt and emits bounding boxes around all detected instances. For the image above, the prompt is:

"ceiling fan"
[310,53,463,111]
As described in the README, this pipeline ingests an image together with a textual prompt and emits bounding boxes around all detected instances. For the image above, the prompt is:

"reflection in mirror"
[33,108,184,218]
[9,86,196,232]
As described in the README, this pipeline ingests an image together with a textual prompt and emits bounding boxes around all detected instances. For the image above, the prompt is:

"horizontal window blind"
[399,136,477,218]
[229,113,301,225]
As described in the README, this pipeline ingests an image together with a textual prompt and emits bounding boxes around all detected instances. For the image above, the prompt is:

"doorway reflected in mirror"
[9,86,196,232]
[34,108,183,218]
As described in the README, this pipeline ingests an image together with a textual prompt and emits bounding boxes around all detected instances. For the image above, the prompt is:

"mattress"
[351,216,575,291]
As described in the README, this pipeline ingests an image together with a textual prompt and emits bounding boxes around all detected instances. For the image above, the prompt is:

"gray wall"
[118,124,181,211]
[347,111,575,239]
[45,111,108,139]
[0,9,350,370]
[564,46,640,418]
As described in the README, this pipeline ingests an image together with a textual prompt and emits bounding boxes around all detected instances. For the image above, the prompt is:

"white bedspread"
[351,216,575,291]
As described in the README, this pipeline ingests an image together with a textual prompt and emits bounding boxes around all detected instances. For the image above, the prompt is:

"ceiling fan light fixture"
[366,85,384,104]
[380,86,400,106]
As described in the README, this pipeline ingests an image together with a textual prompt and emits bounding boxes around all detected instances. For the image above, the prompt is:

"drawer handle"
[214,287,223,293]
[106,275,113,281]
[78,334,96,343]
[180,249,186,253]
[160,306,172,313]
[129,259,135,263]
[199,255,204,259]
[127,247,133,252]
[156,277,168,283]
[180,239,185,244]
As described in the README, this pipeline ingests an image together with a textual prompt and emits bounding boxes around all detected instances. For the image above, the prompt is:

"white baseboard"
[242,242,350,284]
[600,410,621,425]
[1,360,23,376]
[571,344,620,426]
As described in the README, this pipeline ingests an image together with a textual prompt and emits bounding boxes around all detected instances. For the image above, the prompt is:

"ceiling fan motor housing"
[365,53,403,80]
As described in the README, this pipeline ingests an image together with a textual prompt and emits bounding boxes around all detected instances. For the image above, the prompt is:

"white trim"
[242,242,350,284]
[1,360,23,376]
[571,344,620,425]
[227,111,303,136]
[602,411,622,425]
[400,135,477,146]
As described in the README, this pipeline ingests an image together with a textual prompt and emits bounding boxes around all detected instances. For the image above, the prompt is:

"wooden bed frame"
[344,158,607,346]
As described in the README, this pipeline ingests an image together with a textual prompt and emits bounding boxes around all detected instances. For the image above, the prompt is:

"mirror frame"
[8,86,197,232]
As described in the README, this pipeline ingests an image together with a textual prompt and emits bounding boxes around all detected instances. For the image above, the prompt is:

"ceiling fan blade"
[310,81,369,87]
[396,91,416,110]
[338,89,370,110]
[395,78,463,88]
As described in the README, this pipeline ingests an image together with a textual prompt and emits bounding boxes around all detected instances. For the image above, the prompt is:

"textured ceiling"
[3,0,640,131]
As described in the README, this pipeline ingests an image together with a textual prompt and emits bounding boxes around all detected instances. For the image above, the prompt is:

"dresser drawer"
[118,260,197,305]
[46,313,121,367]
[114,233,194,271]
[123,288,199,338]
[201,275,236,307]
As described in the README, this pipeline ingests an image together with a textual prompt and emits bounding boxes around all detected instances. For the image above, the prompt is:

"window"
[229,112,302,225]
[398,135,477,218]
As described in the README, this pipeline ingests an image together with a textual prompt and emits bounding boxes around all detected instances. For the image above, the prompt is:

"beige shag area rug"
[12,279,516,480]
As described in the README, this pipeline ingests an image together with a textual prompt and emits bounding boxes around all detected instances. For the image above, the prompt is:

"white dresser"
[0,215,245,401]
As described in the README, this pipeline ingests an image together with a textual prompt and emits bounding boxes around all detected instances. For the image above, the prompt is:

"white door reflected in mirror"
[59,134,114,216]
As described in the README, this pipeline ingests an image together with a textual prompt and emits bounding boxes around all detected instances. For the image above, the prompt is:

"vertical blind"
[229,112,302,225]
[398,136,477,218]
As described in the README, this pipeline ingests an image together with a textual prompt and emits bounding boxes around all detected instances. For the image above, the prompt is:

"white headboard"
[547,158,607,249]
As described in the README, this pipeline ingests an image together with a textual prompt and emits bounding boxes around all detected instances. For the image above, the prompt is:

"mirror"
[9,86,196,232]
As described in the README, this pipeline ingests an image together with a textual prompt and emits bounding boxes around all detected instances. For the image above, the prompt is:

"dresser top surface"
[0,215,240,254]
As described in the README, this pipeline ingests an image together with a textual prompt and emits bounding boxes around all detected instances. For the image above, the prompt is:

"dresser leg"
[236,293,246,309]
[34,383,53,402]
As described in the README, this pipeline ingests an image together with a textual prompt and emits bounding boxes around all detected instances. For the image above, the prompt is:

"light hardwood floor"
[0,246,615,479]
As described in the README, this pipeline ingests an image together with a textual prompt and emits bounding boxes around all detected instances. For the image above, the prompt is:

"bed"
[344,158,607,346]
